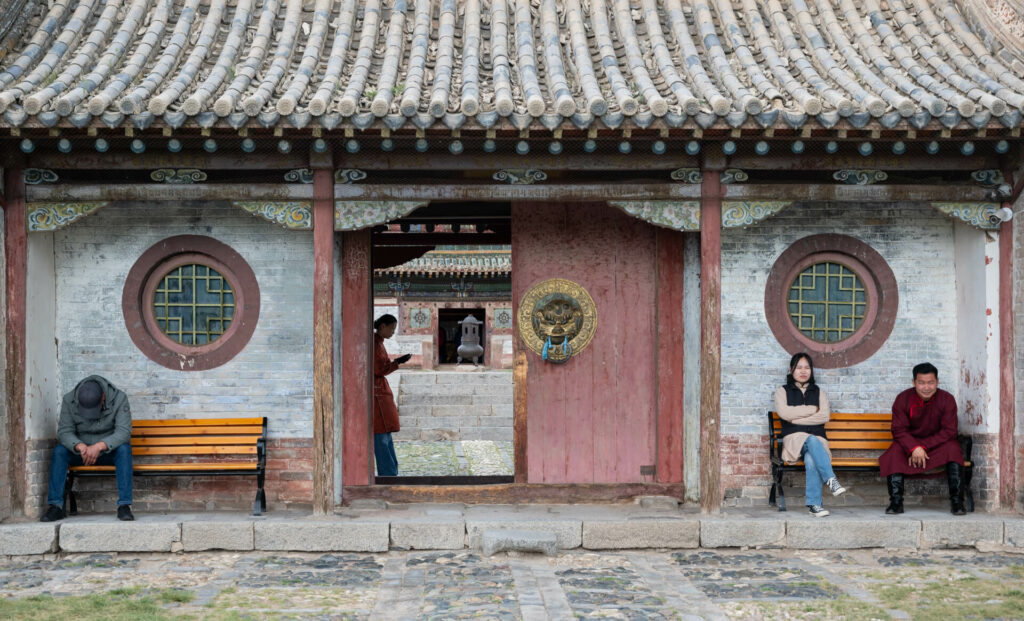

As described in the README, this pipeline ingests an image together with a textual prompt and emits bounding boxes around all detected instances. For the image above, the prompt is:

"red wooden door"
[512,202,659,484]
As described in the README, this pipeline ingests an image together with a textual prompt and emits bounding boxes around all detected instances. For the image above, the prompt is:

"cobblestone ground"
[2,548,1023,620]
[391,441,514,476]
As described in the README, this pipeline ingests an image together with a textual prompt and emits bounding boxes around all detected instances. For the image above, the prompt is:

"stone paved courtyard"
[390,441,514,476]
[2,548,1023,620]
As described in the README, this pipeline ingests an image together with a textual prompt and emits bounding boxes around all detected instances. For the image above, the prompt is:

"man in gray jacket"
[40,375,134,522]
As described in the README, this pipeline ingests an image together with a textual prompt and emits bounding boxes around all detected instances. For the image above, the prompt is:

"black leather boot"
[947,462,966,516]
[885,474,904,514]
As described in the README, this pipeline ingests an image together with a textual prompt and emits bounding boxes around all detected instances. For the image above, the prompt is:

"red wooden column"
[998,217,1015,508]
[312,167,335,515]
[4,167,26,515]
[656,228,685,484]
[341,228,372,487]
[699,166,723,513]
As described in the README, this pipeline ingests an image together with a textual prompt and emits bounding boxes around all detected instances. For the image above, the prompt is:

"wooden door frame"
[339,201,687,504]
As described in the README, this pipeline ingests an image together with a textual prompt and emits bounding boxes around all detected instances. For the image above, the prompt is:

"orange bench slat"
[133,425,265,436]
[132,435,262,447]
[132,418,266,427]
[132,445,258,456]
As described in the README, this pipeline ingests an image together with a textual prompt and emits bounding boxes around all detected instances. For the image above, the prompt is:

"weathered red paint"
[312,168,335,513]
[511,202,657,484]
[4,168,26,514]
[999,219,1016,508]
[656,228,685,483]
[341,229,373,486]
[700,171,723,513]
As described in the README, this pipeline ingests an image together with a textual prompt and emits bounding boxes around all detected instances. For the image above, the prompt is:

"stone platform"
[2,503,1022,557]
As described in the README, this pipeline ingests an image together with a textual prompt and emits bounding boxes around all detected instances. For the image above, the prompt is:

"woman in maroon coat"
[879,362,965,515]
[373,314,410,476]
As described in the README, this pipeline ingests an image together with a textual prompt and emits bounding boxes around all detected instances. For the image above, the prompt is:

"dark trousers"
[46,444,133,508]
[374,433,399,476]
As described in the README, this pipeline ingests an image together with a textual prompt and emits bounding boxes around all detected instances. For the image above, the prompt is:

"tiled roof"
[1,1,1023,132]
[376,249,511,276]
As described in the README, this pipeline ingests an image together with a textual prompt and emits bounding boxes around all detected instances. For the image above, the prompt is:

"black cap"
[76,380,104,419]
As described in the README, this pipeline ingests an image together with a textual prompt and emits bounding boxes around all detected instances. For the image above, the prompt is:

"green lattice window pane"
[153,264,235,345]
[787,262,866,343]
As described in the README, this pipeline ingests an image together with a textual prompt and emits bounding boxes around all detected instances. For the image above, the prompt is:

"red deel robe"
[878,387,963,477]
[373,334,401,434]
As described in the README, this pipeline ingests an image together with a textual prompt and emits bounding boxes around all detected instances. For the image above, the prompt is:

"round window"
[765,235,896,368]
[123,236,259,371]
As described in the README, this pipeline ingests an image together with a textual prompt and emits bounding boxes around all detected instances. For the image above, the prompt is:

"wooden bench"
[65,417,268,516]
[768,411,973,512]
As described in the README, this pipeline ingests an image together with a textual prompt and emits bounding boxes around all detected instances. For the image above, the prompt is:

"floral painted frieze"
[608,201,701,231]
[930,202,1002,230]
[27,202,108,232]
[334,201,427,231]
[233,201,313,230]
[721,201,792,228]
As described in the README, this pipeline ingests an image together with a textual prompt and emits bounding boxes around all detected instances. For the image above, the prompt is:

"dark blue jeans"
[374,433,399,476]
[46,443,133,508]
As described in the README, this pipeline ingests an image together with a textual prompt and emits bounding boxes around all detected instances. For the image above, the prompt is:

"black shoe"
[947,463,967,516]
[117,505,135,521]
[885,474,905,514]
[40,505,65,522]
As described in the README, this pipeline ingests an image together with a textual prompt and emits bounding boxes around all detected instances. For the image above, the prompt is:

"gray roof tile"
[0,0,1022,130]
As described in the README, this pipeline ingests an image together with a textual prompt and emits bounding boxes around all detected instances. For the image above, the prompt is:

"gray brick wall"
[53,202,314,438]
[721,202,959,437]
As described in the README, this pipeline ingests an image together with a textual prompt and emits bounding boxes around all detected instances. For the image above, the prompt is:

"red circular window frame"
[123,236,260,371]
[765,234,898,368]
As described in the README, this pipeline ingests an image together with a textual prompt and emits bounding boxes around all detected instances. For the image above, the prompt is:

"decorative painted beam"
[26,201,109,232]
[151,169,207,184]
[334,200,428,231]
[335,169,367,184]
[493,169,547,184]
[232,200,313,230]
[608,200,791,230]
[23,169,57,184]
[721,201,792,227]
[670,168,702,184]
[607,200,701,231]
[929,202,1002,230]
[285,168,314,183]
[833,170,888,185]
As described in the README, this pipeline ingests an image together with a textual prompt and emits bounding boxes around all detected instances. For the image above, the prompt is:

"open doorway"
[371,203,514,484]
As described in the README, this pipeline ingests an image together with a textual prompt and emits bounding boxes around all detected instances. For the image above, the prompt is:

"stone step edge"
[2,518,1021,556]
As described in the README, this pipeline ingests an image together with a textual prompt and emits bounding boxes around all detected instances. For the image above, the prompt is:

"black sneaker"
[40,505,65,522]
[117,505,135,521]
[807,504,830,517]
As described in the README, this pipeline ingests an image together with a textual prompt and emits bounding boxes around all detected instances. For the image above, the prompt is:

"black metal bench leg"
[253,470,266,516]
[63,474,78,515]
[774,468,786,512]
[768,473,777,507]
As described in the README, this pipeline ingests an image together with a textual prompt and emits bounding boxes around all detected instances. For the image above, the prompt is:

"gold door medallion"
[517,278,597,364]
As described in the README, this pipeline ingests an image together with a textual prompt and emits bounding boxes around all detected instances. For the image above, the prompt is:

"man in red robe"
[879,362,966,515]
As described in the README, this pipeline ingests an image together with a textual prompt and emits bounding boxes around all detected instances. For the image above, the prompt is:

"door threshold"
[375,475,515,485]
